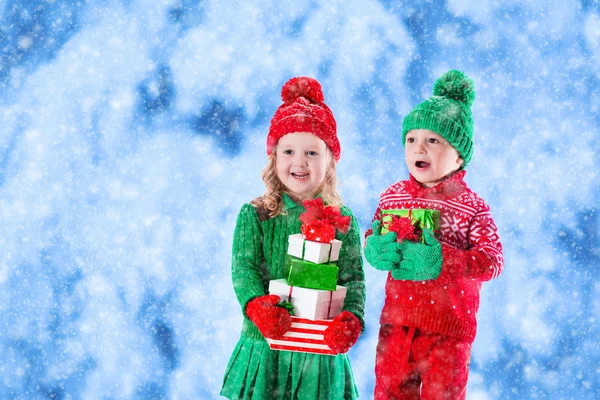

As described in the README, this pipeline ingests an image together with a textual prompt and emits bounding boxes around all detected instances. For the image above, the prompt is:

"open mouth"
[415,161,430,169]
[291,172,309,179]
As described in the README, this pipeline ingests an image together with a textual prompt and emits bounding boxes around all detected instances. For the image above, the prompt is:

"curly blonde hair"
[251,146,342,218]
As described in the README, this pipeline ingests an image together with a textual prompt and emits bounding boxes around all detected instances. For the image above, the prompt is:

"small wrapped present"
[299,198,351,243]
[284,255,338,291]
[380,209,440,242]
[269,279,346,320]
[288,233,342,264]
[266,317,336,355]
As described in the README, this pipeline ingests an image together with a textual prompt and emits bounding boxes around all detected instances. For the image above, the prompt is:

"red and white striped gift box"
[266,316,336,356]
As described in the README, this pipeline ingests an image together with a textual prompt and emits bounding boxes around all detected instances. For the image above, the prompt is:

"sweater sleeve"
[440,208,504,282]
[231,203,267,316]
[363,206,381,244]
[337,208,366,330]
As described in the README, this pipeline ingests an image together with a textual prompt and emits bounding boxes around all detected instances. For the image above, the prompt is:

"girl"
[220,77,366,400]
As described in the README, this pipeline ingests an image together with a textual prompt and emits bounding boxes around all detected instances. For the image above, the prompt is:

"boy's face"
[405,129,464,188]
[276,132,329,202]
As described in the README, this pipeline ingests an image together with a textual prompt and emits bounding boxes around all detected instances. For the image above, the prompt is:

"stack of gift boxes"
[267,199,350,355]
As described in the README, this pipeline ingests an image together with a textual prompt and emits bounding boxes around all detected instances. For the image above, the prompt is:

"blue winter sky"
[1,0,599,399]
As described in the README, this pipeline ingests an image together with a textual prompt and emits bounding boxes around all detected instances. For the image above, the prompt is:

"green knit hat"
[402,70,476,167]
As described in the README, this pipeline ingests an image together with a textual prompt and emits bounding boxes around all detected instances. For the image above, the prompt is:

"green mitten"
[394,228,442,281]
[365,221,403,271]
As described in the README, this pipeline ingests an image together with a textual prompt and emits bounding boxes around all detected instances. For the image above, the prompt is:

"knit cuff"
[241,318,267,340]
[268,114,340,161]
[402,109,473,166]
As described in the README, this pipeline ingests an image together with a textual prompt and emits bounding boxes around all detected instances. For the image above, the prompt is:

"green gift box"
[284,255,338,291]
[380,209,440,240]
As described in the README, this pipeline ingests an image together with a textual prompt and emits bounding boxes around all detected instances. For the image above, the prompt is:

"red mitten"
[246,294,292,340]
[323,311,362,354]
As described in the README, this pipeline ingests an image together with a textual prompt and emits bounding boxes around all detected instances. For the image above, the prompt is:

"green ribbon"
[277,300,295,315]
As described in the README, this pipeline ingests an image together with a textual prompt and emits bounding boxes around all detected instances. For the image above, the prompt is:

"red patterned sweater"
[365,170,504,343]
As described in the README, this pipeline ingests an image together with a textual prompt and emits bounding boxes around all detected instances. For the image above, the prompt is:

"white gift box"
[269,279,346,321]
[267,316,335,355]
[287,233,342,264]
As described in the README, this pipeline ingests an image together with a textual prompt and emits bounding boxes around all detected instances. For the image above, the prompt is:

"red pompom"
[281,76,324,104]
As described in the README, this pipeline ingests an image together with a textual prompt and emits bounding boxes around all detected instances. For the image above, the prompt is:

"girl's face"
[405,129,464,188]
[276,132,330,202]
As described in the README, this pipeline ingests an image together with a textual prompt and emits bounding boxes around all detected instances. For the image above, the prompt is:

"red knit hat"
[267,77,340,161]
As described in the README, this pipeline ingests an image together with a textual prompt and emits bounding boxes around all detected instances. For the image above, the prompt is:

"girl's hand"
[246,294,292,339]
[323,311,362,354]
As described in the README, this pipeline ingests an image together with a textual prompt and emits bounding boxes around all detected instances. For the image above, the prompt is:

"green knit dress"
[220,194,366,400]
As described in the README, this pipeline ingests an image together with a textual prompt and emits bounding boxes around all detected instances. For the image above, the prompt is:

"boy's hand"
[394,229,442,281]
[365,221,403,271]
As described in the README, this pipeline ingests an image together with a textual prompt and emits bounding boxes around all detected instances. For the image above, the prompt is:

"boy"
[364,70,504,399]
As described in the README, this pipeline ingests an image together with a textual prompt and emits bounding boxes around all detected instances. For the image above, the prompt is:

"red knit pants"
[374,324,472,400]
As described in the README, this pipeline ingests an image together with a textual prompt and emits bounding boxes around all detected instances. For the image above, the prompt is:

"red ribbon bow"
[299,198,351,243]
[386,212,421,243]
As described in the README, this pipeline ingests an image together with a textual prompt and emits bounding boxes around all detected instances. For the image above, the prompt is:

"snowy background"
[1,0,599,399]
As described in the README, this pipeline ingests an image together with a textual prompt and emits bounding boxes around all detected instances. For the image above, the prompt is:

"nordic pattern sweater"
[365,170,503,343]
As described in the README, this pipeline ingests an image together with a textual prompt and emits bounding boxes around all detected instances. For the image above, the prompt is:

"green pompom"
[433,70,475,107]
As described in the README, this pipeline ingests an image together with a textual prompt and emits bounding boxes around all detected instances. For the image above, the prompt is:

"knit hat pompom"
[433,70,475,107]
[281,76,324,104]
